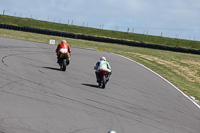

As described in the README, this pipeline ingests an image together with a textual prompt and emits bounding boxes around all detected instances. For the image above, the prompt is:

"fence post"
[3,10,5,15]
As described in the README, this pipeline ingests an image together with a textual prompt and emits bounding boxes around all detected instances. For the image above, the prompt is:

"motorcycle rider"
[94,56,112,82]
[55,40,71,64]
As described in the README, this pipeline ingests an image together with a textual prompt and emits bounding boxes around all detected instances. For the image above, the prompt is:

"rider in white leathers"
[94,56,112,82]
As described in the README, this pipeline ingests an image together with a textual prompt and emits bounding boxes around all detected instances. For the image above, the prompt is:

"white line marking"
[117,54,200,109]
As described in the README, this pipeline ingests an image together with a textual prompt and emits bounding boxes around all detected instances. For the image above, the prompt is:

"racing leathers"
[94,60,112,82]
[56,41,71,63]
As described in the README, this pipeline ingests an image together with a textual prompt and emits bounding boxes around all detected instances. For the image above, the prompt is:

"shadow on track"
[43,67,61,71]
[82,83,103,89]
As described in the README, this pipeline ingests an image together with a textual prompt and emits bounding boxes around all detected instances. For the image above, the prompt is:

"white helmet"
[108,130,117,133]
[100,56,106,61]
[61,40,67,43]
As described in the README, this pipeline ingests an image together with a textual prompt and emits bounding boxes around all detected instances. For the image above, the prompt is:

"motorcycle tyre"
[98,82,101,87]
[60,59,67,71]
[102,75,106,89]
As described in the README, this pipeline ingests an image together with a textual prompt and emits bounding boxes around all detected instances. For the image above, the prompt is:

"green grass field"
[1,14,200,50]
[0,28,199,102]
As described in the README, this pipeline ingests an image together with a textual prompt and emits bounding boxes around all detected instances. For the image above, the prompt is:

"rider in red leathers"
[56,40,71,64]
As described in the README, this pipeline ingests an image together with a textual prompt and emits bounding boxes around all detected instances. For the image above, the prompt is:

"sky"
[1,0,200,41]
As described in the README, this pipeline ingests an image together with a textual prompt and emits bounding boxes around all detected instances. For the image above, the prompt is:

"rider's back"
[98,60,111,72]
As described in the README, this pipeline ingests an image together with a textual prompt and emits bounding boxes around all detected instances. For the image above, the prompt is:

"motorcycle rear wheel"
[60,59,66,71]
[102,75,106,89]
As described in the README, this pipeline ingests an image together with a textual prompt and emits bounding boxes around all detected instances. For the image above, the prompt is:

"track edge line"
[116,54,200,109]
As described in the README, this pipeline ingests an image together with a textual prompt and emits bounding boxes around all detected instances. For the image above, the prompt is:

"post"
[3,10,5,15]
[115,26,119,31]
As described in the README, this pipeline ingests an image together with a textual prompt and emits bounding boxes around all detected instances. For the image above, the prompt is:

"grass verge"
[0,28,199,102]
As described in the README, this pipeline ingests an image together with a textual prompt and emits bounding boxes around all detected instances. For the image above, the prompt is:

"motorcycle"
[58,52,70,71]
[97,70,110,89]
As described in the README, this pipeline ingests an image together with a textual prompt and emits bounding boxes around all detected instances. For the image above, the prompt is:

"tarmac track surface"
[0,37,199,133]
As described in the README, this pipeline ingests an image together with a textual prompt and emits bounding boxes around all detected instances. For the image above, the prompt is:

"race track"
[0,37,199,133]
